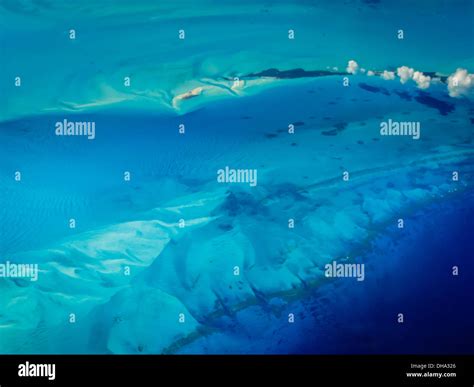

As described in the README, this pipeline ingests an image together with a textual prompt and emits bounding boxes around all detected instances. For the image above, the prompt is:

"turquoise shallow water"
[1,0,473,121]
[0,1,473,354]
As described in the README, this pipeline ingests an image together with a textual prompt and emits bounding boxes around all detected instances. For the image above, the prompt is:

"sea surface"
[0,0,473,354]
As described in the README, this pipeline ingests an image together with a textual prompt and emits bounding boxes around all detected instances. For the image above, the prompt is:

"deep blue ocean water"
[300,190,474,354]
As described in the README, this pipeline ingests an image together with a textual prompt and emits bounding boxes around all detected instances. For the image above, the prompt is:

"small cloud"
[397,66,414,84]
[395,66,430,89]
[367,70,375,76]
[380,70,395,80]
[332,66,339,71]
[447,68,474,97]
[346,60,359,74]
[413,71,431,89]
[360,68,366,73]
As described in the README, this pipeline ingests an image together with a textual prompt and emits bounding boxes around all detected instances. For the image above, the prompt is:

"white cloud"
[412,71,431,89]
[380,70,395,80]
[367,70,375,76]
[395,66,431,89]
[360,68,366,73]
[447,68,474,97]
[346,60,359,74]
[397,66,414,84]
